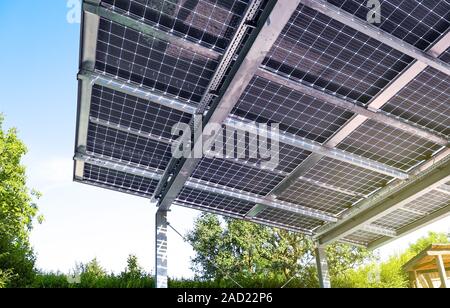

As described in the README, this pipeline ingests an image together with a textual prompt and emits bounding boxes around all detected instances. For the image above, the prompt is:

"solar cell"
[75,0,450,248]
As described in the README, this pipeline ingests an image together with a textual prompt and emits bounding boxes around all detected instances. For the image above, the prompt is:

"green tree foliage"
[0,115,41,287]
[334,232,449,288]
[187,213,372,287]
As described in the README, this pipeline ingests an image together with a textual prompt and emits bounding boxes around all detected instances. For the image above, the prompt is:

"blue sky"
[0,0,448,278]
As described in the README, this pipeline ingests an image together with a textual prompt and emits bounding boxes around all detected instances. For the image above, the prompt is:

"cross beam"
[74,152,338,223]
[315,158,450,246]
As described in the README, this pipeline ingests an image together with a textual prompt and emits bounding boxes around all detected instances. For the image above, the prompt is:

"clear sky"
[0,0,448,278]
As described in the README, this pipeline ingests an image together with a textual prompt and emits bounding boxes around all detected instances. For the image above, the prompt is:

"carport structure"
[74,0,450,288]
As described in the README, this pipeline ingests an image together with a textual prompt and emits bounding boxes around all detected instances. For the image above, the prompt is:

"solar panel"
[101,0,250,50]
[381,67,450,136]
[96,18,219,103]
[176,186,256,216]
[327,0,450,50]
[75,0,450,249]
[336,119,443,171]
[232,75,355,143]
[90,84,191,140]
[263,4,413,104]
[83,163,159,197]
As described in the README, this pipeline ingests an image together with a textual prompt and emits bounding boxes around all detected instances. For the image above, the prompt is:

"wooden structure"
[404,244,450,288]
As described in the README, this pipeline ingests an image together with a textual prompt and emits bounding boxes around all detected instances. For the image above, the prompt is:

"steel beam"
[74,7,100,180]
[315,245,331,288]
[256,69,448,146]
[316,158,450,246]
[155,210,168,288]
[154,0,303,211]
[83,0,221,60]
[74,152,162,181]
[360,224,397,238]
[74,152,337,223]
[90,116,173,144]
[226,117,408,179]
[186,178,338,223]
[300,0,450,76]
[79,71,197,114]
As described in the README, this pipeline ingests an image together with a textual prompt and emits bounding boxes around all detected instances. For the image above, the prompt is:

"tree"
[0,115,41,287]
[187,213,372,287]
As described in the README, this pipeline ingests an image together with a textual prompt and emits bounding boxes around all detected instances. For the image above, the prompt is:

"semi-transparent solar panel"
[278,179,361,216]
[90,84,191,140]
[191,158,285,195]
[336,119,442,171]
[75,0,450,245]
[176,186,255,216]
[404,191,450,214]
[327,0,450,50]
[372,209,423,230]
[381,66,450,136]
[303,157,393,196]
[83,163,159,197]
[233,76,355,143]
[344,230,382,246]
[263,4,413,104]
[101,0,251,50]
[96,18,219,103]
[86,122,173,171]
[254,207,324,232]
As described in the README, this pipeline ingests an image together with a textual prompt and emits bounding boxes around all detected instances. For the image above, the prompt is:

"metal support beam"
[226,117,408,179]
[83,0,221,60]
[316,158,450,246]
[315,245,331,288]
[300,0,450,76]
[78,71,197,115]
[155,209,168,288]
[74,151,162,181]
[186,178,338,223]
[74,152,338,223]
[256,69,448,146]
[360,224,397,238]
[154,0,303,211]
[90,116,174,144]
[74,7,100,180]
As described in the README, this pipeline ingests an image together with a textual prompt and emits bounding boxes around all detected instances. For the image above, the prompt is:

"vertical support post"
[435,255,449,288]
[155,210,168,288]
[315,244,331,288]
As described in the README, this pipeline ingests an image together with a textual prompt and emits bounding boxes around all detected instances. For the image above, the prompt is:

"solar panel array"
[75,0,450,248]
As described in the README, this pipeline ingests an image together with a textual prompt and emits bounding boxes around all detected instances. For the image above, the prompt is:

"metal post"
[155,210,168,288]
[315,245,331,288]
